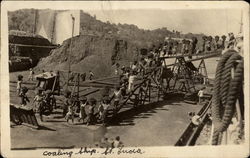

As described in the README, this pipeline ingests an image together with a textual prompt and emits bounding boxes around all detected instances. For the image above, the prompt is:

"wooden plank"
[9,43,57,49]
[92,81,117,85]
[160,51,221,59]
[79,89,100,97]
[163,52,221,67]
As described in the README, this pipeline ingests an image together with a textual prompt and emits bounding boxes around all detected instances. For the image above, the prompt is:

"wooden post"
[33,9,38,34]
[58,71,61,95]
[51,75,57,93]
[148,80,151,103]
[198,59,208,85]
[77,73,80,100]
[67,15,75,90]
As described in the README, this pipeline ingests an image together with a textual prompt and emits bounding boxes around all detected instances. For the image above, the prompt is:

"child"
[198,87,205,104]
[33,89,44,113]
[98,97,110,126]
[33,89,44,121]
[16,75,23,96]
[28,68,34,81]
[63,91,71,117]
[65,99,75,124]
[86,98,96,126]
[79,96,88,123]
[19,87,30,106]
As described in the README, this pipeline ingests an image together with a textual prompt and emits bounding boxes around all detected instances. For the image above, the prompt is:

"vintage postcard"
[1,1,249,158]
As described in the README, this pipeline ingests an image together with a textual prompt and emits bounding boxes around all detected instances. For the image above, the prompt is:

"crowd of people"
[16,32,243,126]
[156,32,241,57]
[61,84,127,126]
[11,31,244,151]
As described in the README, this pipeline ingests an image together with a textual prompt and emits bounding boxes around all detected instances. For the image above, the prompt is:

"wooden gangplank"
[163,52,221,67]
[159,50,222,60]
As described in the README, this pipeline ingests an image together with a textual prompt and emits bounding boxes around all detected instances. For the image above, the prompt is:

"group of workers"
[16,32,243,126]
[69,70,95,82]
[17,74,54,121]
[62,55,158,126]
[162,33,240,57]
[62,85,124,126]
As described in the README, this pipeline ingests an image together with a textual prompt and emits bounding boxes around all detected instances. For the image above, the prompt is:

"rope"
[211,49,243,145]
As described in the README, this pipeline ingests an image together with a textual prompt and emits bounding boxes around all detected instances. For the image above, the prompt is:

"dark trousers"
[86,113,94,124]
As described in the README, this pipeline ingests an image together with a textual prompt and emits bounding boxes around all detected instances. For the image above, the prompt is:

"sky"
[4,1,244,37]
[86,9,242,36]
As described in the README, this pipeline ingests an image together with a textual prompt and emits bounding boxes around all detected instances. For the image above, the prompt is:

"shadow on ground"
[109,93,185,126]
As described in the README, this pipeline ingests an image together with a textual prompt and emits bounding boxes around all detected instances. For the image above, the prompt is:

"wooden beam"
[9,43,57,49]
[164,52,221,67]
[159,51,221,59]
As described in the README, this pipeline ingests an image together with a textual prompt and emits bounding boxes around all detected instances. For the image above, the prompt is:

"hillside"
[8,9,205,77]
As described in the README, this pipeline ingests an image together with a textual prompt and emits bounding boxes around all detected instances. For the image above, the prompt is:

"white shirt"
[115,69,119,75]
[129,75,136,83]
[102,103,110,110]
[80,103,87,108]
[131,65,137,70]
[114,90,122,101]
[198,90,204,97]
[17,81,22,89]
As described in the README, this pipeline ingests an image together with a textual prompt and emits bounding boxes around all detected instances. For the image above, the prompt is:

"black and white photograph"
[1,1,249,158]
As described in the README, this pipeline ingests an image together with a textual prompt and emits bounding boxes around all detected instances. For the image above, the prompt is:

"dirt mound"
[35,34,140,78]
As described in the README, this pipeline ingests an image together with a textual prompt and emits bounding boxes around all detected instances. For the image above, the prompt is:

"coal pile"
[35,34,140,78]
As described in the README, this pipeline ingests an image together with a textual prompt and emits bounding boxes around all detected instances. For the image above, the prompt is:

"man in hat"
[79,96,88,123]
[214,36,220,50]
[98,96,110,126]
[221,35,227,49]
[86,98,96,126]
[205,36,213,52]
[111,86,123,114]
